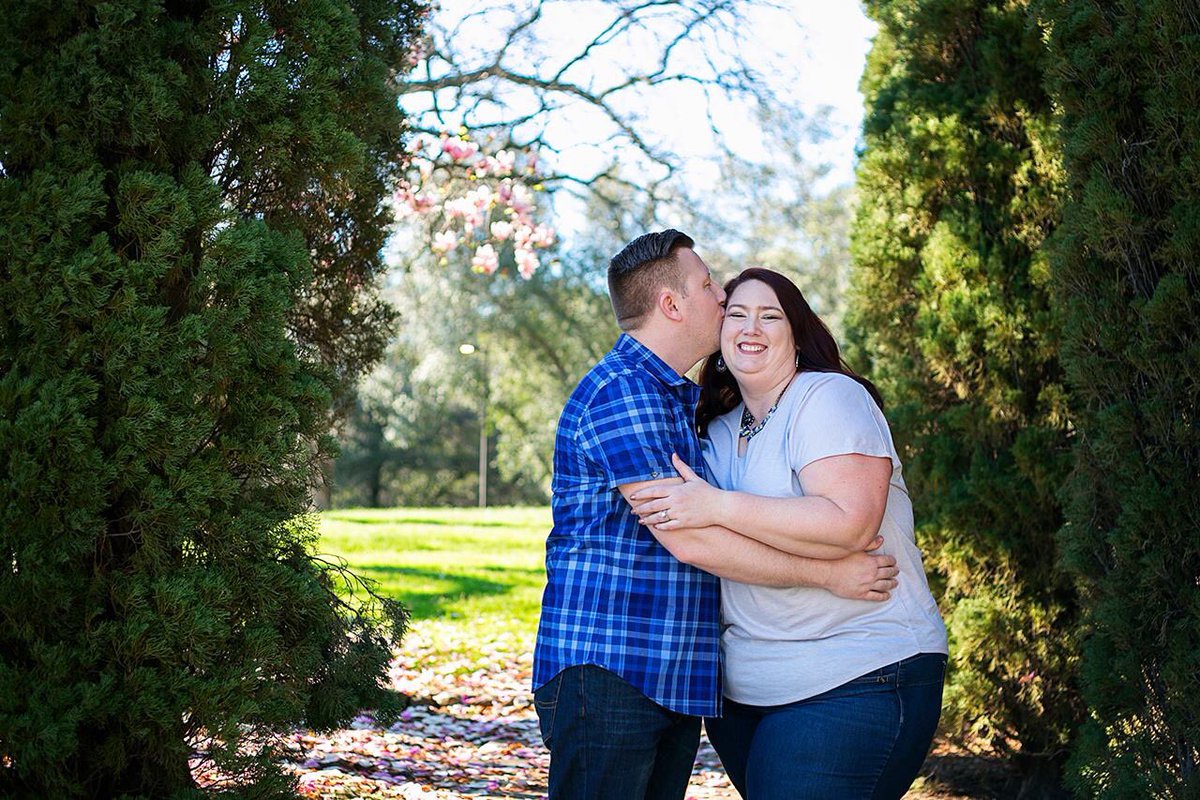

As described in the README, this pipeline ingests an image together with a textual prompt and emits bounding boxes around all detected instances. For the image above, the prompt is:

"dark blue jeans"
[705,652,946,800]
[534,665,701,800]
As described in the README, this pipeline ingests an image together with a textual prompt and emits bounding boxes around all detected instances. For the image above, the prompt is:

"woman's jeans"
[705,652,946,800]
[534,664,701,800]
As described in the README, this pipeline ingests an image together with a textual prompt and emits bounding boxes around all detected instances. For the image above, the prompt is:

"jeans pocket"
[534,675,562,748]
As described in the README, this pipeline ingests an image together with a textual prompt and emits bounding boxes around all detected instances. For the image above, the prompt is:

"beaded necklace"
[738,378,793,441]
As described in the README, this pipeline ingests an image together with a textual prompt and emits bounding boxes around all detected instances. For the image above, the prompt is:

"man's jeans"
[705,652,946,800]
[534,664,701,800]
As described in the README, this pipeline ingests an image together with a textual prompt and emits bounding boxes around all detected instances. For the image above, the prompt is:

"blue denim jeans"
[534,665,701,800]
[705,652,946,800]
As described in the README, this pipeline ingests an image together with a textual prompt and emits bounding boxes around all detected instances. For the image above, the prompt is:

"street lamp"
[458,343,488,508]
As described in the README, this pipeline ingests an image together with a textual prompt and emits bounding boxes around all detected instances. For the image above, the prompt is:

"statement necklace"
[739,379,792,441]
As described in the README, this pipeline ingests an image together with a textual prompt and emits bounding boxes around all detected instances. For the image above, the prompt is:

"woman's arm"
[630,452,891,557]
[648,522,898,600]
[618,479,897,599]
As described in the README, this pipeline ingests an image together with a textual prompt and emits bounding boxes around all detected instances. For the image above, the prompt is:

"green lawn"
[319,506,551,642]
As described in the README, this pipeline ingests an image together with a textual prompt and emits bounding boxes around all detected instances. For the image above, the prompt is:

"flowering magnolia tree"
[388,0,814,280]
[395,132,556,279]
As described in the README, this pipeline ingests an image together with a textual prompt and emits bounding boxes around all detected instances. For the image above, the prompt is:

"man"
[532,230,898,799]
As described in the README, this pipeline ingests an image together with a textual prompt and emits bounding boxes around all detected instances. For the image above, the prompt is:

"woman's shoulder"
[794,370,872,403]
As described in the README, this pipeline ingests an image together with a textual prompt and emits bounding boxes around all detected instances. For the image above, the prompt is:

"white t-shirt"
[701,371,948,706]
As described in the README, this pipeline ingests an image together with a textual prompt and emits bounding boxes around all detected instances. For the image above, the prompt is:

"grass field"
[318,506,551,643]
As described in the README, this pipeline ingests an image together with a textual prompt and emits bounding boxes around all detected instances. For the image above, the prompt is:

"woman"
[630,268,948,799]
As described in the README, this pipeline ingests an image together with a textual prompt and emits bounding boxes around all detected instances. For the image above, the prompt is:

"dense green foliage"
[1038,2,1200,795]
[0,1,422,797]
[847,1,1081,792]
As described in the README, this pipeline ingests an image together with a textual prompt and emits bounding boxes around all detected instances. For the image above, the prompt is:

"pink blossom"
[432,230,458,253]
[532,223,556,247]
[492,150,516,176]
[463,209,484,233]
[490,221,513,241]
[472,244,499,275]
[515,247,539,279]
[409,192,436,214]
[442,137,479,162]
[470,185,493,210]
[443,197,470,219]
[508,185,534,215]
[512,224,534,248]
[412,157,434,179]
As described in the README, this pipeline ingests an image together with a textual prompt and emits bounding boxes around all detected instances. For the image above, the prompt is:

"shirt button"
[651,471,660,478]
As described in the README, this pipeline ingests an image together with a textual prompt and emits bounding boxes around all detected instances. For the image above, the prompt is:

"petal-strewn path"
[193,621,1009,797]
[278,623,735,799]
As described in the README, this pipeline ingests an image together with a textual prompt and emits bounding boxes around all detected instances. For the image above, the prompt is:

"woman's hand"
[631,453,725,530]
[824,548,899,602]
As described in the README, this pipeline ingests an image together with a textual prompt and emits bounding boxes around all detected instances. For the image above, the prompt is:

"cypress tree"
[847,1,1082,793]
[0,1,422,797]
[1039,2,1200,795]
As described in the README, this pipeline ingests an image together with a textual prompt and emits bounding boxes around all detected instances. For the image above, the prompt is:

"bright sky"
[755,0,877,184]
[404,0,877,242]
[537,0,877,190]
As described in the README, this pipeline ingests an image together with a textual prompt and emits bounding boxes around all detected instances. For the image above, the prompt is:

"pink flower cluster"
[396,133,555,279]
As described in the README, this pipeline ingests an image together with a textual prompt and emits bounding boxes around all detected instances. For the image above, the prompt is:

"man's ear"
[658,289,683,321]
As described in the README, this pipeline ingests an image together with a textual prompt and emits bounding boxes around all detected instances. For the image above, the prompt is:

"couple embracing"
[532,230,948,800]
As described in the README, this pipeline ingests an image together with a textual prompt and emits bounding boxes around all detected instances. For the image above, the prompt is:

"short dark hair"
[607,229,695,330]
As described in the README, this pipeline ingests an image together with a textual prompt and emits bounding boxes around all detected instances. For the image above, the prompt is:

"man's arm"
[619,479,897,600]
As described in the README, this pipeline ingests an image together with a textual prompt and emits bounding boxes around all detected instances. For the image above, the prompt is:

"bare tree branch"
[397,0,797,212]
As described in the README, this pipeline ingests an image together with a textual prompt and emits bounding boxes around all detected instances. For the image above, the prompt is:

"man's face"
[675,248,726,356]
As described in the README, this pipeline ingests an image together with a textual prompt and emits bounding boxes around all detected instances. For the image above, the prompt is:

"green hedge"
[0,1,422,796]
[1039,2,1200,795]
[848,1,1082,793]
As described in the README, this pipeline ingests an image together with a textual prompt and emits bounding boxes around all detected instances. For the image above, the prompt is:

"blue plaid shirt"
[533,334,722,717]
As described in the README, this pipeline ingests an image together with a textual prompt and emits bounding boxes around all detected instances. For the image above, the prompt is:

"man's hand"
[824,547,898,601]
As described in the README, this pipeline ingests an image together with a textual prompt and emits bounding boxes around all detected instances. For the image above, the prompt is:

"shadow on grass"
[351,564,542,620]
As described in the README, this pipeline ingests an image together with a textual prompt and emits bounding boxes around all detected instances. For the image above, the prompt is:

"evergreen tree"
[1038,2,1200,795]
[847,1,1081,793]
[0,1,422,797]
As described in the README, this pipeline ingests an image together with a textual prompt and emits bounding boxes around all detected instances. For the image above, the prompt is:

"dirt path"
[264,623,1008,799]
[278,623,734,799]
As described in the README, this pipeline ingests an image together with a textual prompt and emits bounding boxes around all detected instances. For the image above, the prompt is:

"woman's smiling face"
[721,279,797,385]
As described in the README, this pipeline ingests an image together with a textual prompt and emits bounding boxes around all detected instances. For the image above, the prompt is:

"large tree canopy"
[0,1,423,796]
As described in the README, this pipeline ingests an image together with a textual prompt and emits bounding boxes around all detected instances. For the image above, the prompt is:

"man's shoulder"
[569,350,668,409]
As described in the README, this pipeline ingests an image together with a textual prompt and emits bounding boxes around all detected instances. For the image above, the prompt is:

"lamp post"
[458,343,488,508]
